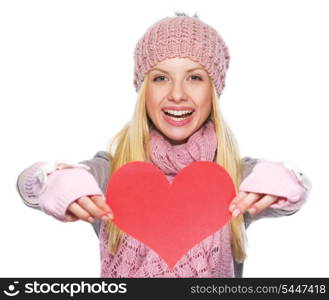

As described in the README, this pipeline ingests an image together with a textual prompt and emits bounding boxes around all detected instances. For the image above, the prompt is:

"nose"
[168,82,188,103]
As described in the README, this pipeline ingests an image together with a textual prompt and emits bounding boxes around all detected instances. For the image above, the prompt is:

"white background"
[1,0,328,277]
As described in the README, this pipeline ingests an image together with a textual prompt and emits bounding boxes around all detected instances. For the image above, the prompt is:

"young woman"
[16,12,311,277]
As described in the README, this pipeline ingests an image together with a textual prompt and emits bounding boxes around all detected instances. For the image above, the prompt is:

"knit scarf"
[149,119,217,181]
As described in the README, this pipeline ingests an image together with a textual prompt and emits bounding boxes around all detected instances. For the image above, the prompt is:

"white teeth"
[168,115,190,121]
[163,109,193,116]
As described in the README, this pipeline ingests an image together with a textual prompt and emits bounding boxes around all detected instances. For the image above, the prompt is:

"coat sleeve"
[16,151,111,223]
[240,157,312,229]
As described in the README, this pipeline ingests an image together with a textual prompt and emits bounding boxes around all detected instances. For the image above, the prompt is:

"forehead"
[148,57,206,73]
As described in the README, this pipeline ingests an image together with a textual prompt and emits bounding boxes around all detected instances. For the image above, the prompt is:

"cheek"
[198,97,212,116]
[145,98,160,119]
[145,86,162,115]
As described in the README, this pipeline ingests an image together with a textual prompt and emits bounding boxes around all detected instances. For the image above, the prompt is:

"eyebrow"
[148,67,205,74]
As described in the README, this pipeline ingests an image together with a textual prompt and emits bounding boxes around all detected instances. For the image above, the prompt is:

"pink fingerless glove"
[239,159,311,211]
[39,168,104,221]
[19,161,104,221]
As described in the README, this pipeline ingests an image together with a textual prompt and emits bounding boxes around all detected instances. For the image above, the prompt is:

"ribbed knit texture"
[17,161,48,206]
[133,15,230,98]
[149,120,217,182]
[100,120,235,277]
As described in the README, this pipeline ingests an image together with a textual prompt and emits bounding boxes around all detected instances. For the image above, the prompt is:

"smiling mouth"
[163,110,194,120]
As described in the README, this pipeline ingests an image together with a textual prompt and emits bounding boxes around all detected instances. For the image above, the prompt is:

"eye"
[153,75,167,82]
[190,75,203,81]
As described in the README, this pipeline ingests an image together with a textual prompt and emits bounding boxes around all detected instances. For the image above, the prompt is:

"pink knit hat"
[133,13,230,98]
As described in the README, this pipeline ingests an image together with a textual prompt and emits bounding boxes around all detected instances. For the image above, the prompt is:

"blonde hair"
[105,74,248,263]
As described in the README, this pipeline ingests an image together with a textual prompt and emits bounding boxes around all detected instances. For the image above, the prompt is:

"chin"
[162,129,192,145]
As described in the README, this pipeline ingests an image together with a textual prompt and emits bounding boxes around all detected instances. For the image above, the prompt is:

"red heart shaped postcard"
[105,161,235,269]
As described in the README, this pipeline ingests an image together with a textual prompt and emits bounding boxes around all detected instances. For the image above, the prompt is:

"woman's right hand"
[64,195,114,223]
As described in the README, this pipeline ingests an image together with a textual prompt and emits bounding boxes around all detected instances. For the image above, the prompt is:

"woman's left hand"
[229,191,287,217]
